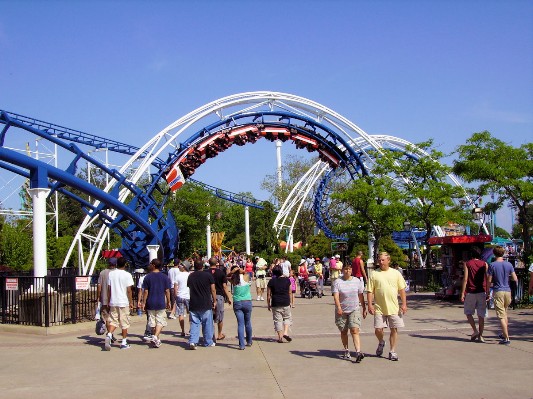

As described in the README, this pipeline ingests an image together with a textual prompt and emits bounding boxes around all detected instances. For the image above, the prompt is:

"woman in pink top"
[245,258,254,280]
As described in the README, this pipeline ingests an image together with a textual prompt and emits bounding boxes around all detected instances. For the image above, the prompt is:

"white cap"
[299,259,306,265]
[335,254,340,258]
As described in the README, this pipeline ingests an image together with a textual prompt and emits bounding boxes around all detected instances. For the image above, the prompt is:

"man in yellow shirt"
[366,252,407,361]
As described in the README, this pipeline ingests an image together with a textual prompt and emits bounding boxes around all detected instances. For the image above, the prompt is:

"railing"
[0,273,149,327]
[406,267,531,306]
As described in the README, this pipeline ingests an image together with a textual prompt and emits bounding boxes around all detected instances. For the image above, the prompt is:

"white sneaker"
[104,335,111,351]
[260,297,264,301]
[256,296,261,300]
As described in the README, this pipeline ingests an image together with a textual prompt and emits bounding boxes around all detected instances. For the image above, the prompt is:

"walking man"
[187,259,217,349]
[207,257,232,341]
[174,261,191,337]
[141,259,171,348]
[351,251,368,285]
[488,246,518,345]
[460,246,489,342]
[367,252,407,361]
[97,257,116,336]
[167,258,181,319]
[105,257,134,350]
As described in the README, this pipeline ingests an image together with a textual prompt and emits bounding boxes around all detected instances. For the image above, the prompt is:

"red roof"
[428,234,492,245]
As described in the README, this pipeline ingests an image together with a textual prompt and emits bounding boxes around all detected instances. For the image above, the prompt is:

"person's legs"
[202,309,215,346]
[272,307,284,341]
[389,328,398,352]
[350,328,361,352]
[340,330,349,349]
[189,311,201,345]
[233,302,245,348]
[466,314,478,335]
[243,301,253,345]
[477,316,485,339]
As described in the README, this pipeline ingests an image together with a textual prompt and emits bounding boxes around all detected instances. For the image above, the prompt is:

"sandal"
[217,334,226,341]
[276,339,284,343]
[283,335,292,342]
[470,333,479,341]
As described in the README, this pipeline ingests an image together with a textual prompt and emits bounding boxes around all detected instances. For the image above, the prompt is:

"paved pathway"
[0,291,532,399]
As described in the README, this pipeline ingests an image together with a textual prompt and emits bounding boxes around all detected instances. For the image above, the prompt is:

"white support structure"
[29,187,50,279]
[147,245,160,262]
[245,206,250,255]
[276,139,282,188]
[206,212,211,259]
[60,91,474,275]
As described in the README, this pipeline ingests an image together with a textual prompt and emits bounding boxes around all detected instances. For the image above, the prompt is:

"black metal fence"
[0,273,149,327]
[406,268,531,305]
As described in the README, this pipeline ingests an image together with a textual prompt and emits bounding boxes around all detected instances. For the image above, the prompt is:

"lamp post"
[403,220,415,292]
[472,205,484,234]
[403,220,412,269]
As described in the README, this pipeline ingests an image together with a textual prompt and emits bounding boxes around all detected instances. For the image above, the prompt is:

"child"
[289,270,297,308]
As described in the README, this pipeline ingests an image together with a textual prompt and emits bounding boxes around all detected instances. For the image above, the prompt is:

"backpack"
[95,318,106,335]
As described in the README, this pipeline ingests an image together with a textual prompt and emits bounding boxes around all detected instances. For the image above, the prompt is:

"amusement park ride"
[0,91,476,278]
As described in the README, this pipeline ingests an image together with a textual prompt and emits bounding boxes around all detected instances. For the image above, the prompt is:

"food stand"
[429,234,492,299]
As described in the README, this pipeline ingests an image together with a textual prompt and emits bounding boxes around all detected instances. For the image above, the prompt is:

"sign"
[5,278,18,291]
[165,163,186,192]
[75,277,90,290]
[331,241,348,251]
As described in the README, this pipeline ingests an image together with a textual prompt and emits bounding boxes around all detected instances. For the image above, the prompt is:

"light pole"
[472,205,484,235]
[403,220,412,269]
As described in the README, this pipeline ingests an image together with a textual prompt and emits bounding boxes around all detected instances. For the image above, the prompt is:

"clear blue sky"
[1,0,532,232]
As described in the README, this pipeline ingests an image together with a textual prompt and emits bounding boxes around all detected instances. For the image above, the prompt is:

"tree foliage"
[453,131,533,263]
[333,170,408,263]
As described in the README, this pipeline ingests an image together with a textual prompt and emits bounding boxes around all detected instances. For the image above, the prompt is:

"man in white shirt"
[167,259,182,319]
[281,256,291,278]
[106,257,134,350]
[174,262,191,337]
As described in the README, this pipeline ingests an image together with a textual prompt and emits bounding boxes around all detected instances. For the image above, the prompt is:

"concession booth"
[429,234,492,299]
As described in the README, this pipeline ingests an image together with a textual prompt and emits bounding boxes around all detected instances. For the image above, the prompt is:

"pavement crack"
[257,342,286,399]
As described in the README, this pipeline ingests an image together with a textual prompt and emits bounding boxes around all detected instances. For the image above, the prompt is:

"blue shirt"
[488,261,515,292]
[142,272,172,310]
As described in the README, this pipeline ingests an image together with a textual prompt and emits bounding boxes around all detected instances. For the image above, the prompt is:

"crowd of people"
[96,245,524,362]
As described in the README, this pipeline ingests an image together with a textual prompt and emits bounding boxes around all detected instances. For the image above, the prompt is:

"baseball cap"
[108,257,118,266]
[299,259,306,265]
[335,254,340,259]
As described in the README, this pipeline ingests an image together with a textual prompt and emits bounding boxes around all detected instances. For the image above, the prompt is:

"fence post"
[71,275,77,324]
[44,276,49,328]
[1,277,6,324]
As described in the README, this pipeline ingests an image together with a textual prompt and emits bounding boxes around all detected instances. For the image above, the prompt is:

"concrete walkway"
[0,291,532,399]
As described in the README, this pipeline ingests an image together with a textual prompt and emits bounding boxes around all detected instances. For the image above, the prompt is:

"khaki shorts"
[147,309,168,327]
[109,306,131,329]
[493,291,512,319]
[335,310,362,331]
[272,306,292,332]
[464,292,488,317]
[373,312,404,329]
[256,276,267,288]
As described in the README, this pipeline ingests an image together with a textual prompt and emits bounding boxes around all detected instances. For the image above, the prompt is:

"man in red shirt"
[351,251,368,285]
[460,246,489,342]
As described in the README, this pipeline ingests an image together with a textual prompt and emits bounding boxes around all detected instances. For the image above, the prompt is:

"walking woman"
[332,263,367,362]
[230,265,253,350]
[267,266,293,343]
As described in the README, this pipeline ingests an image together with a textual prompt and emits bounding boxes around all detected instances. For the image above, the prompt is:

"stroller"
[301,273,322,299]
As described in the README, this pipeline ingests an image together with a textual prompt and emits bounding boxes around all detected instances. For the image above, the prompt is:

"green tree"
[333,171,408,263]
[453,132,533,264]
[0,221,33,271]
[379,142,471,267]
